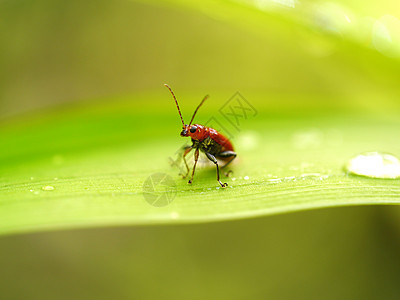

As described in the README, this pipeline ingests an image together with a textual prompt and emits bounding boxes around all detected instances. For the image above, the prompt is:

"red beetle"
[165,84,236,187]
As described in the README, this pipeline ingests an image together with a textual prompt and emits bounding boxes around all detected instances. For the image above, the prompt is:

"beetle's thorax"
[180,124,208,141]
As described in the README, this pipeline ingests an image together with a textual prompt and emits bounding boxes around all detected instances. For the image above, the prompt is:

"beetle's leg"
[188,148,199,184]
[181,146,193,178]
[217,151,237,177]
[205,152,228,188]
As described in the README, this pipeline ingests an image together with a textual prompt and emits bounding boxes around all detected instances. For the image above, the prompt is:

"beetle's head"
[180,125,189,137]
[180,124,200,138]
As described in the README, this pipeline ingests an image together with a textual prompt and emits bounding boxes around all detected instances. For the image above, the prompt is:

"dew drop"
[42,185,55,191]
[267,178,282,183]
[345,152,400,179]
[244,176,249,180]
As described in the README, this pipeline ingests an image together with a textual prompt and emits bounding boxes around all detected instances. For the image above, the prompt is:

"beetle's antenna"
[164,84,185,127]
[189,94,209,126]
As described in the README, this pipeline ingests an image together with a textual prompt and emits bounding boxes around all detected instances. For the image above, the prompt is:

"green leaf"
[1,93,400,236]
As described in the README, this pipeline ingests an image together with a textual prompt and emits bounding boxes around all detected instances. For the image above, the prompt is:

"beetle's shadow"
[170,152,234,184]
[191,158,234,180]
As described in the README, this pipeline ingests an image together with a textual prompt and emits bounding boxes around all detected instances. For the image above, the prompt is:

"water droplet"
[30,177,35,180]
[244,176,249,180]
[33,191,40,195]
[345,152,400,179]
[29,189,34,192]
[267,178,282,183]
[232,177,237,181]
[42,185,55,191]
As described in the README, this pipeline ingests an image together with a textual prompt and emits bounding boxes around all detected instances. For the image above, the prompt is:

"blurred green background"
[1,0,400,298]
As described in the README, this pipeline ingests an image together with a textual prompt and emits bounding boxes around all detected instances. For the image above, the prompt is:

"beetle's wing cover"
[208,128,234,151]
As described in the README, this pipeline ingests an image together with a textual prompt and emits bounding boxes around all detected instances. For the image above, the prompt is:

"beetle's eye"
[190,126,197,133]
